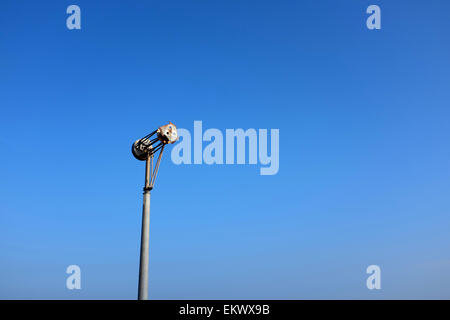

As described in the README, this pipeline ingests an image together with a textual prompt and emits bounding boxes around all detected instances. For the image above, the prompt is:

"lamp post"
[132,122,178,300]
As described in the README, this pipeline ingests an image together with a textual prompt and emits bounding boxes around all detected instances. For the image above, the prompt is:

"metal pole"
[138,154,152,300]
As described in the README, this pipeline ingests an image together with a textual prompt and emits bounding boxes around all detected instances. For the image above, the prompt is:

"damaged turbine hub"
[131,122,179,161]
[157,122,178,144]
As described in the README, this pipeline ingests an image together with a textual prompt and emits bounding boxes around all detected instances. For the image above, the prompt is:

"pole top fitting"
[132,122,179,161]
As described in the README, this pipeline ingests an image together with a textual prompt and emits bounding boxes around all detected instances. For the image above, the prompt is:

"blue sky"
[1,0,450,299]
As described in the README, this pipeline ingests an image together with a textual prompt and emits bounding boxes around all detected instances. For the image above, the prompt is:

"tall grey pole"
[133,124,176,300]
[138,155,152,300]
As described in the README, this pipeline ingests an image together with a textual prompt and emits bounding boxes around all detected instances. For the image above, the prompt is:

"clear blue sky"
[1,0,450,299]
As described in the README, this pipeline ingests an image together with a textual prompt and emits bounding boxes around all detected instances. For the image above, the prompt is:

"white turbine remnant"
[157,122,178,144]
